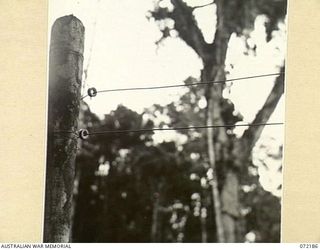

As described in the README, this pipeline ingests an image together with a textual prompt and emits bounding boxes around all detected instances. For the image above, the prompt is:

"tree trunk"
[204,0,243,242]
[220,171,240,242]
[151,182,163,242]
[151,192,160,242]
[44,15,85,243]
[203,8,234,240]
[206,95,225,243]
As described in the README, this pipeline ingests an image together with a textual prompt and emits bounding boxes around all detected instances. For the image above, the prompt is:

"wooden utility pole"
[44,15,85,243]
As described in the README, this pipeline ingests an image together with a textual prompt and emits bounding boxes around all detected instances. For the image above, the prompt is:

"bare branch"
[240,67,285,152]
[192,1,215,10]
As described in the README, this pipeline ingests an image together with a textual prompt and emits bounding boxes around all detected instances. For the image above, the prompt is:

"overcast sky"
[48,0,287,195]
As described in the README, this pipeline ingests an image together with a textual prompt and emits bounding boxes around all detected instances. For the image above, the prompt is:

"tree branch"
[150,0,211,61]
[241,67,285,152]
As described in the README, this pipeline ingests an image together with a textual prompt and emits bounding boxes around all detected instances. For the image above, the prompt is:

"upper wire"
[81,72,284,100]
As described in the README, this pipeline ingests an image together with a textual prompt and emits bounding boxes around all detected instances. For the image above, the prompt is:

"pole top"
[50,15,85,55]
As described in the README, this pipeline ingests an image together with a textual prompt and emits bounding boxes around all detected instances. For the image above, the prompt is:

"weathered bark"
[44,15,85,243]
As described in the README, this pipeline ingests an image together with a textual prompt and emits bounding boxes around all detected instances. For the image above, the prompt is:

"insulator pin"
[79,129,89,140]
[87,87,97,98]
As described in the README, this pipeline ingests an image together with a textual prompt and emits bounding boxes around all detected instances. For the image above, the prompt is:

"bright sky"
[49,0,287,195]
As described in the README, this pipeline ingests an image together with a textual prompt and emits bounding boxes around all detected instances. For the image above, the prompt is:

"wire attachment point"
[87,87,97,98]
[79,129,89,140]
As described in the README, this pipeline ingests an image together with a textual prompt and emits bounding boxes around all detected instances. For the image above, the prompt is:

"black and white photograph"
[44,0,287,243]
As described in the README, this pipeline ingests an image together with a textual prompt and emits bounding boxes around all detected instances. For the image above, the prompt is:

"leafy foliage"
[72,83,282,242]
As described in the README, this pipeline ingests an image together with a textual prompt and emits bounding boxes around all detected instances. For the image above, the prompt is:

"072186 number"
[300,244,319,248]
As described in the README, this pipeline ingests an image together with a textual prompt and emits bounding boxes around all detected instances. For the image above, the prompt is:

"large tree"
[149,0,286,242]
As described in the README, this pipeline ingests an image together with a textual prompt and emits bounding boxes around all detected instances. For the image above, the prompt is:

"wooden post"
[44,15,85,243]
